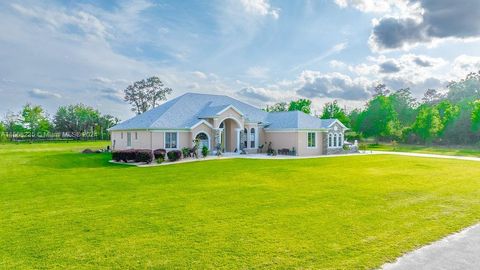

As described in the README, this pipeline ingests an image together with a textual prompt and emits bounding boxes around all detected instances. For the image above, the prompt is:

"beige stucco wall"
[213,107,244,128]
[296,131,323,156]
[191,122,214,149]
[264,130,327,156]
[264,132,299,152]
[111,130,151,150]
[112,130,193,151]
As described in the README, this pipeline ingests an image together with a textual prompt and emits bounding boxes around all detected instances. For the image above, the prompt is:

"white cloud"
[192,71,208,79]
[334,0,393,13]
[451,55,480,78]
[28,88,62,99]
[239,0,279,19]
[329,60,347,69]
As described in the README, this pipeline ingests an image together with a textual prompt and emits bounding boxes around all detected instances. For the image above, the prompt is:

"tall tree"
[411,105,443,142]
[422,89,444,104]
[264,102,288,112]
[389,88,417,126]
[54,104,100,139]
[357,95,400,141]
[288,99,312,114]
[0,122,6,142]
[3,111,23,140]
[21,104,51,141]
[124,76,173,114]
[320,100,350,126]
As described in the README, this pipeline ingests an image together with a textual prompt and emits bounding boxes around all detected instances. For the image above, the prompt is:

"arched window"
[195,132,209,149]
[328,133,332,147]
[339,133,343,147]
[334,133,337,147]
[250,128,255,148]
[243,128,248,148]
[219,122,224,128]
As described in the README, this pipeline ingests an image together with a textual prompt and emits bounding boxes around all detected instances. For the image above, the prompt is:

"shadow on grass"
[30,152,125,169]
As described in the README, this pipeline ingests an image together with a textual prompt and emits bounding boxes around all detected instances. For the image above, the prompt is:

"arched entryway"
[195,132,210,149]
[217,118,242,152]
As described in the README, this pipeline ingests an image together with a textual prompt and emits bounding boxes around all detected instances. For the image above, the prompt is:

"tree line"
[265,70,480,145]
[0,104,119,142]
[0,76,173,143]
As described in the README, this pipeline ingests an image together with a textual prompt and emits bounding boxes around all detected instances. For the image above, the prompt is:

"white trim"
[216,116,244,129]
[164,131,179,150]
[328,119,349,130]
[264,128,328,132]
[190,119,214,130]
[193,131,211,150]
[150,129,190,133]
[248,127,258,149]
[216,105,244,117]
[307,132,317,148]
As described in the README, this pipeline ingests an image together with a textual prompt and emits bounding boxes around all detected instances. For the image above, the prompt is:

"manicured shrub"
[135,149,153,163]
[112,151,121,161]
[156,156,164,164]
[201,146,209,157]
[167,150,182,161]
[82,148,94,154]
[153,149,166,159]
[181,147,190,158]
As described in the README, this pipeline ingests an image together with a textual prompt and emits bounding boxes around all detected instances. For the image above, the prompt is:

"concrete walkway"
[382,224,480,270]
[370,150,480,162]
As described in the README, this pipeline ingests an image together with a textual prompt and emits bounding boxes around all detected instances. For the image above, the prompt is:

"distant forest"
[265,70,480,145]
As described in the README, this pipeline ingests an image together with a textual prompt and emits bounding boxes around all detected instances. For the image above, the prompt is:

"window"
[127,132,131,147]
[165,132,178,149]
[334,133,337,147]
[243,128,248,148]
[328,133,332,147]
[339,133,343,147]
[307,132,316,148]
[121,132,123,139]
[250,128,255,148]
[135,132,138,140]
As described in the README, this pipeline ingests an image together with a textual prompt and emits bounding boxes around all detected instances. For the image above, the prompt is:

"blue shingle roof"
[264,111,337,129]
[109,93,341,131]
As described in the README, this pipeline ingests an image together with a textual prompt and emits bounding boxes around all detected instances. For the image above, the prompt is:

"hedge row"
[112,148,184,163]
[112,149,153,163]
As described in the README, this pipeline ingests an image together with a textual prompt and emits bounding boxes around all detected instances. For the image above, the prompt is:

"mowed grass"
[1,142,480,269]
[367,143,480,157]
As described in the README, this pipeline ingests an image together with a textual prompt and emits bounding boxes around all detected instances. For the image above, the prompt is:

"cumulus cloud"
[237,87,281,102]
[334,0,393,13]
[369,0,480,50]
[28,88,62,99]
[379,60,401,73]
[11,3,109,39]
[296,71,372,100]
[239,0,279,19]
[191,71,207,79]
[451,55,480,77]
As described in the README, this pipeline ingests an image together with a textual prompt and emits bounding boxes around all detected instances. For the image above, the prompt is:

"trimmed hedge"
[153,149,166,159]
[112,149,153,163]
[135,149,153,163]
[167,150,182,162]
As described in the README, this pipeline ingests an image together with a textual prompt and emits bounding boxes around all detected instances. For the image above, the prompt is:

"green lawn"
[366,143,480,157]
[1,142,480,269]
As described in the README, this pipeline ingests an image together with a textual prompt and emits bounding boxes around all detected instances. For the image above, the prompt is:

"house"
[108,93,348,156]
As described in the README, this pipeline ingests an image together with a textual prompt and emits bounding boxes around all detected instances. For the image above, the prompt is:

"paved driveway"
[382,224,480,270]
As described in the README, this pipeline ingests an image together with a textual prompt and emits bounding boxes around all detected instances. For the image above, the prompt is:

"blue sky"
[1,0,480,120]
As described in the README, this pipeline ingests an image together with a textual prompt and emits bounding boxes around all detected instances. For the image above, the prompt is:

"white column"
[235,128,241,152]
[254,127,259,149]
[246,126,250,149]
